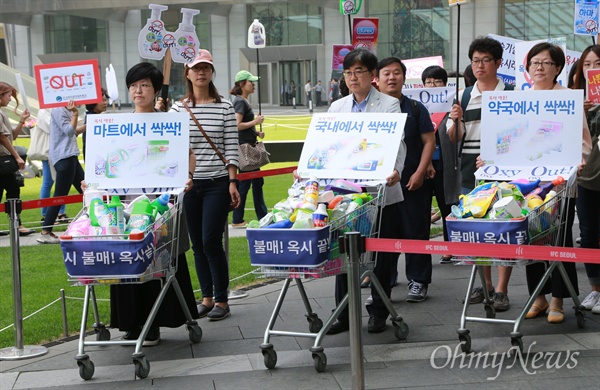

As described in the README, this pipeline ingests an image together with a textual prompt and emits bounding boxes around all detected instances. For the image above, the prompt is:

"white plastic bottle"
[172,8,200,64]
[312,203,329,228]
[247,19,266,49]
[138,4,169,60]
[83,183,107,209]
[303,176,319,210]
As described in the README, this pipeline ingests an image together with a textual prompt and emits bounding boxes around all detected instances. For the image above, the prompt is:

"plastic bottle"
[151,193,171,215]
[303,176,319,209]
[292,208,314,229]
[124,194,150,219]
[318,190,335,203]
[508,178,540,196]
[266,219,294,229]
[83,183,106,209]
[527,176,565,199]
[107,196,125,234]
[138,3,168,60]
[247,19,266,49]
[89,198,110,227]
[345,196,363,215]
[312,204,329,228]
[125,200,157,234]
[172,8,200,64]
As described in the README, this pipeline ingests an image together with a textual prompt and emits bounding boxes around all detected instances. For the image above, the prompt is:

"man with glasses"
[326,48,405,335]
[447,36,515,312]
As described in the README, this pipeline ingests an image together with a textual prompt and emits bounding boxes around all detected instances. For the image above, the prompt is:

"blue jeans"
[232,169,268,224]
[576,185,600,286]
[184,176,231,303]
[40,160,66,217]
[42,156,83,232]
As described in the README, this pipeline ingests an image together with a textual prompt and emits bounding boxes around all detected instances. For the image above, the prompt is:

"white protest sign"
[297,112,406,180]
[34,59,102,109]
[480,89,583,175]
[515,38,567,90]
[402,87,455,113]
[105,64,118,105]
[14,74,30,113]
[574,0,599,36]
[488,33,519,85]
[402,56,444,79]
[85,112,189,190]
[404,78,464,90]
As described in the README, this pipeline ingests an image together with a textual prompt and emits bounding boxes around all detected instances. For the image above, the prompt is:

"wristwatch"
[229,178,239,184]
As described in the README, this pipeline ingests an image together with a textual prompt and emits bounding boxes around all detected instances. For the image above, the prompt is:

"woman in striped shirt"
[170,50,240,321]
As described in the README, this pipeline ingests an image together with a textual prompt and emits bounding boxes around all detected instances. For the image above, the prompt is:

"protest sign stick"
[454,3,461,171]
[160,49,172,108]
[256,48,263,132]
[348,15,353,42]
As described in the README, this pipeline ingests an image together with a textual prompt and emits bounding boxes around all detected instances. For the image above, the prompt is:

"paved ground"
[1,104,599,388]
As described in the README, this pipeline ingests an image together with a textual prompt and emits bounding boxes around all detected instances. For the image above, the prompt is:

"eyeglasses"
[471,58,495,66]
[190,65,213,73]
[343,69,370,78]
[424,79,445,87]
[128,83,153,91]
[530,61,556,69]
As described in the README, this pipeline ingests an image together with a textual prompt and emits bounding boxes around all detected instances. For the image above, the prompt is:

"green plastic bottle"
[107,196,125,234]
[125,200,157,234]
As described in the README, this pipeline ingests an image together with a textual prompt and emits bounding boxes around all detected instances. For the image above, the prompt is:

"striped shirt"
[454,78,510,189]
[171,99,238,179]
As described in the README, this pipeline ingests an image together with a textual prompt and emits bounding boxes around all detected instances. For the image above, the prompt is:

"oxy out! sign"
[34,59,102,108]
[476,164,578,183]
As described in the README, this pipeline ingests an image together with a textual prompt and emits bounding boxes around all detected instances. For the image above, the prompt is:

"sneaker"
[576,237,582,245]
[365,295,373,306]
[122,327,142,340]
[592,299,600,314]
[36,232,59,244]
[439,256,454,264]
[143,327,160,347]
[581,291,600,310]
[469,286,495,304]
[492,292,510,312]
[406,281,428,302]
[231,221,248,229]
[207,305,230,321]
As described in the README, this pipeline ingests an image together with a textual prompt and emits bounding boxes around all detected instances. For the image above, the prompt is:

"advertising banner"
[574,0,599,36]
[332,44,354,70]
[34,60,102,109]
[297,112,406,180]
[85,112,189,190]
[352,18,379,54]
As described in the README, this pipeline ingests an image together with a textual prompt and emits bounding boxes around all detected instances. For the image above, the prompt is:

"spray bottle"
[138,3,169,60]
[247,19,266,49]
[172,8,200,64]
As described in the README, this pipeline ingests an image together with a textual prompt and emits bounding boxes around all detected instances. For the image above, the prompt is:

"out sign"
[35,59,102,109]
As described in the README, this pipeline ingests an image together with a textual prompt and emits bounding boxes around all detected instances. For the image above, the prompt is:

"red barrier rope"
[238,166,297,180]
[366,238,600,264]
[0,194,83,213]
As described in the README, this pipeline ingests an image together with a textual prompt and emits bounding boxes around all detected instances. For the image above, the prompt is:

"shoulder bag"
[238,141,270,171]
[28,124,50,161]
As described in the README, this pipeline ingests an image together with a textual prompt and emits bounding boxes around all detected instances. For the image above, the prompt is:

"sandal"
[547,307,564,323]
[525,302,549,319]
[19,227,36,236]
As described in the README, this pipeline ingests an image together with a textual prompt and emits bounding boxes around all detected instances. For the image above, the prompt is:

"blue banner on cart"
[247,227,331,267]
[446,218,529,245]
[61,233,155,277]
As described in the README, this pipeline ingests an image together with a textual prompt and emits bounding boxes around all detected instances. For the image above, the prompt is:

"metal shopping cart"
[247,184,409,372]
[59,189,201,380]
[449,184,585,353]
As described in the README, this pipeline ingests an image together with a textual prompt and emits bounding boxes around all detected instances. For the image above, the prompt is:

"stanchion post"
[308,100,313,113]
[292,97,296,109]
[0,199,48,360]
[225,220,248,300]
[60,289,69,337]
[344,231,365,390]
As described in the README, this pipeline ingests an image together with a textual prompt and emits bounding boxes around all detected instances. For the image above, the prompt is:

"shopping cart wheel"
[392,320,409,340]
[95,327,111,341]
[484,304,496,319]
[188,324,202,343]
[77,358,95,380]
[312,351,327,372]
[262,347,277,369]
[134,356,150,379]
[306,314,323,333]
[458,333,471,353]
[575,310,586,329]
[510,337,523,353]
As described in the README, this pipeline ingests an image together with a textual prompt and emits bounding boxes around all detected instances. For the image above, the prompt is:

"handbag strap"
[182,101,229,165]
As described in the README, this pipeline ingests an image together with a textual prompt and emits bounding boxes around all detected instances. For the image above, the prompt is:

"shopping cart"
[248,183,409,372]
[449,184,585,353]
[59,189,201,380]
